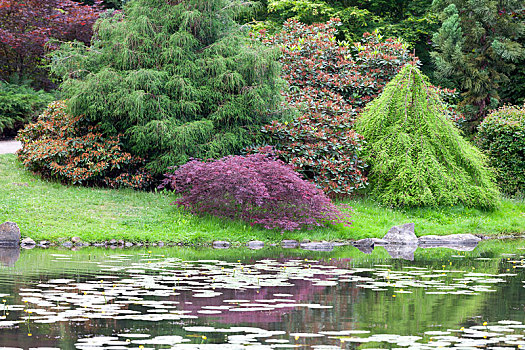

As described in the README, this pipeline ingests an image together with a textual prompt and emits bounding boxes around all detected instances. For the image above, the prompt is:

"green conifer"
[431,0,525,130]
[51,0,282,175]
[355,65,499,208]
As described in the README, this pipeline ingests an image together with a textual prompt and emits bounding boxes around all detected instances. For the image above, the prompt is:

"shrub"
[0,82,54,137]
[355,65,499,208]
[160,153,351,231]
[49,0,282,176]
[17,101,152,189]
[478,104,525,197]
[256,19,419,196]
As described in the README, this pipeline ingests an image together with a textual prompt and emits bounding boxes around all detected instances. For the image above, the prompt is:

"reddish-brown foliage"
[0,0,102,88]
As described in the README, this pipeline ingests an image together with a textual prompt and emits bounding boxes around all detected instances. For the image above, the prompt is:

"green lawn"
[1,154,524,243]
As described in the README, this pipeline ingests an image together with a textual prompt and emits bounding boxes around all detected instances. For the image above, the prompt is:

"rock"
[71,236,82,243]
[212,241,230,249]
[125,242,134,247]
[418,234,481,251]
[281,240,299,249]
[93,242,106,247]
[300,241,334,252]
[0,247,20,267]
[301,239,311,243]
[246,240,264,250]
[352,238,375,248]
[0,222,21,247]
[382,223,418,244]
[108,239,117,245]
[118,240,125,246]
[38,240,50,248]
[158,241,165,247]
[384,244,417,261]
[20,237,36,248]
[62,241,73,248]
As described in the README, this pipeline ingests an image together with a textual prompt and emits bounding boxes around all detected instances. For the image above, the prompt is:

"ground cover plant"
[478,104,525,197]
[161,153,351,231]
[16,101,151,189]
[1,153,523,243]
[257,19,417,196]
[50,0,282,177]
[355,65,499,208]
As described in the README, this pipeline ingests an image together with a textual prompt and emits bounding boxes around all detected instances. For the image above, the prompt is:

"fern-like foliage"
[355,65,499,208]
[50,0,283,176]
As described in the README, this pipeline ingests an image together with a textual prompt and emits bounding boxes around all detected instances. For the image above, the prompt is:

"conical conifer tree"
[51,0,282,175]
[355,65,499,208]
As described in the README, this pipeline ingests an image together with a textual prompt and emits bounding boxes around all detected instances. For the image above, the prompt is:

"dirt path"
[0,140,22,154]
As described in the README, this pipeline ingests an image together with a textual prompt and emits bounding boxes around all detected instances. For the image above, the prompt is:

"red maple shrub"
[255,19,418,197]
[17,101,152,189]
[160,153,352,231]
[0,0,102,88]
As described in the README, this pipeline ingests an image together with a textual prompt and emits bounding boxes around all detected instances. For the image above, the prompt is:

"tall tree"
[51,0,282,176]
[431,0,525,130]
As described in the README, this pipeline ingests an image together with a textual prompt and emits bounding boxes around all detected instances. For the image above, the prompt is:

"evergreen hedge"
[355,65,499,208]
[51,0,282,176]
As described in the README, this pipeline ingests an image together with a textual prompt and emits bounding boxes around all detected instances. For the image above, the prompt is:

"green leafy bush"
[50,0,282,176]
[0,82,54,138]
[478,104,525,197]
[355,65,499,208]
[17,101,152,189]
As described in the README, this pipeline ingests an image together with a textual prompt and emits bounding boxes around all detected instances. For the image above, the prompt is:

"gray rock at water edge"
[212,241,230,249]
[246,240,264,250]
[125,242,134,248]
[382,223,418,245]
[62,241,73,248]
[281,240,299,249]
[418,234,481,245]
[157,241,165,247]
[0,222,21,247]
[108,239,118,246]
[38,240,50,248]
[21,237,36,249]
[93,242,106,247]
[71,236,82,243]
[352,238,375,248]
[300,241,334,252]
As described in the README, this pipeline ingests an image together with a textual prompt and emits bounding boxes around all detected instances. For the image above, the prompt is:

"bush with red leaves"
[160,153,352,231]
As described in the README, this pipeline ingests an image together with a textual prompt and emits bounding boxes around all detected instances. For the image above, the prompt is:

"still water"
[0,240,524,349]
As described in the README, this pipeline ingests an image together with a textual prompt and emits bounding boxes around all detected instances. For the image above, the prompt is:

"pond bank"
[1,153,525,244]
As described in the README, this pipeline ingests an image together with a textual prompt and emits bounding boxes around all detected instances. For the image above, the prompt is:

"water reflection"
[0,247,19,267]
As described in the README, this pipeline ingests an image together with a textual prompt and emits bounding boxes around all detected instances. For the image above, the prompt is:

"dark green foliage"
[0,82,54,137]
[51,0,282,176]
[478,104,525,197]
[431,0,525,130]
[355,65,499,208]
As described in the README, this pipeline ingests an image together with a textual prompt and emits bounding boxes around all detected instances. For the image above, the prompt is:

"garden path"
[0,140,21,154]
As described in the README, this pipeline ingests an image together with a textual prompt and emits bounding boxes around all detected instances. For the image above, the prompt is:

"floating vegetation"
[0,245,523,349]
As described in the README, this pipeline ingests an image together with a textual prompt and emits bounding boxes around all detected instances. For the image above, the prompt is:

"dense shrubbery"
[50,0,282,176]
[355,65,499,208]
[160,153,351,231]
[478,105,525,197]
[0,0,101,89]
[256,19,417,196]
[0,82,54,137]
[17,101,151,189]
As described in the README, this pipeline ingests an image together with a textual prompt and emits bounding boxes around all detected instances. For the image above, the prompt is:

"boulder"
[20,237,36,248]
[62,241,73,248]
[0,222,20,247]
[281,240,299,249]
[418,234,481,251]
[246,240,264,250]
[352,238,375,248]
[382,223,417,244]
[71,236,82,243]
[212,241,230,249]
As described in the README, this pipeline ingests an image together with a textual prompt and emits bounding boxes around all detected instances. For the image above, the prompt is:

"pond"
[0,240,524,349]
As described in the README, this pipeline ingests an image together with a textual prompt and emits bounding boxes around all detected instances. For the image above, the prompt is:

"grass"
[1,153,524,243]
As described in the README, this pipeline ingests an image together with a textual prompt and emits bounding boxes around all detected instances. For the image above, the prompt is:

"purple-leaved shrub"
[160,153,351,231]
